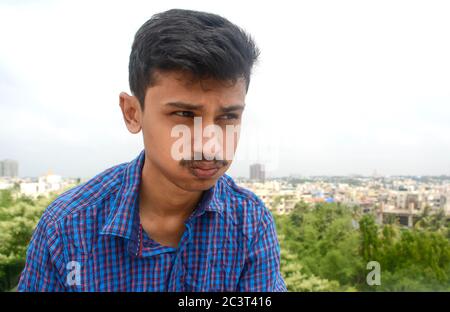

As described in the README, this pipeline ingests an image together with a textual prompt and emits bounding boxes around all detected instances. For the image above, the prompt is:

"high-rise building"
[250,163,265,182]
[0,159,19,177]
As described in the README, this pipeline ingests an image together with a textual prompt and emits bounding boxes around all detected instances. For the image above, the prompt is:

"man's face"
[140,70,246,192]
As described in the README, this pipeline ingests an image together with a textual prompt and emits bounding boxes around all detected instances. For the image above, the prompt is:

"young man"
[18,9,287,292]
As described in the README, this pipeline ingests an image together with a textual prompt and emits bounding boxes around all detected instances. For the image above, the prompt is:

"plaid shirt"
[17,150,287,292]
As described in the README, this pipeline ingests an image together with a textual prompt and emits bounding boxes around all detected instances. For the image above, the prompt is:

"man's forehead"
[164,101,245,112]
[146,70,247,107]
[151,69,246,92]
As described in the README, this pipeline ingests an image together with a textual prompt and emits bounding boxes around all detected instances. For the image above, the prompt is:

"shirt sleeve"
[237,203,287,292]
[17,215,66,292]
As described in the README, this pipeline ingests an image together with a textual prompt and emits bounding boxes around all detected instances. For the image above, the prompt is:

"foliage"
[274,201,450,291]
[0,189,60,291]
[1,186,449,292]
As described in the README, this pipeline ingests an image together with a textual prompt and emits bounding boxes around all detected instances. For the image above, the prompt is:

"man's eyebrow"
[165,101,245,112]
[165,102,203,110]
[219,104,245,113]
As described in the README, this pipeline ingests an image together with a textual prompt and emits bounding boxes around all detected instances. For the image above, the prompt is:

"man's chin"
[173,181,212,193]
[176,169,225,191]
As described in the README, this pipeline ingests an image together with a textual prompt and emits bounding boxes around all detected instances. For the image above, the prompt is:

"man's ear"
[119,92,142,134]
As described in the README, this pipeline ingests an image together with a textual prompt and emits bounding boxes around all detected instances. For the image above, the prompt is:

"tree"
[275,200,450,291]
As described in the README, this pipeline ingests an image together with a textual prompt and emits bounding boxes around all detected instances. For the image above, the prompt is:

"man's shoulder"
[217,174,274,239]
[218,174,263,206]
[41,161,128,225]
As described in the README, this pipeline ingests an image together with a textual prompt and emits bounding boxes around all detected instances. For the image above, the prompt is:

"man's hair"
[129,9,260,109]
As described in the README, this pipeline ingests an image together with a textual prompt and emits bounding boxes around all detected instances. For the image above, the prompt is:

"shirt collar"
[100,149,224,241]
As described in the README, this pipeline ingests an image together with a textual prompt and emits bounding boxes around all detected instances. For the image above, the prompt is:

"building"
[0,178,14,190]
[19,173,64,198]
[250,163,265,182]
[0,159,19,177]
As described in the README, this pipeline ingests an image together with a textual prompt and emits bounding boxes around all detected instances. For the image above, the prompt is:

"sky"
[1,0,449,178]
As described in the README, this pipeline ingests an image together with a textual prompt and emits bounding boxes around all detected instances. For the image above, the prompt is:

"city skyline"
[1,158,450,180]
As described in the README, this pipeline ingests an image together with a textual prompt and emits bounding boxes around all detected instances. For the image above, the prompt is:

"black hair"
[128,8,260,109]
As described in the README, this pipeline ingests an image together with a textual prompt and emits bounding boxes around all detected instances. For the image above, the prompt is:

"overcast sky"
[1,0,449,178]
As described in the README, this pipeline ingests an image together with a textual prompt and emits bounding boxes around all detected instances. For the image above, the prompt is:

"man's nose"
[192,117,224,160]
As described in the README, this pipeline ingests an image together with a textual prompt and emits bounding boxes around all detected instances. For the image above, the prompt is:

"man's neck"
[139,157,203,220]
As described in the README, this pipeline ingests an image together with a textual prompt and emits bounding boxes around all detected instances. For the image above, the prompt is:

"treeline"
[275,201,450,291]
[1,188,450,291]
[0,189,60,291]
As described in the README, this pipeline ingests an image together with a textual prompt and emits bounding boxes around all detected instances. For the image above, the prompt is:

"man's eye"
[173,111,195,118]
[218,113,239,120]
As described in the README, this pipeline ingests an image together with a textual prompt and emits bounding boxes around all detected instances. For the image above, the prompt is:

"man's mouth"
[189,162,222,179]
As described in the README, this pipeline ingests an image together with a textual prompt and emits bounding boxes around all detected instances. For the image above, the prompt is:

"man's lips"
[191,160,225,169]
[191,164,220,170]
[189,162,222,178]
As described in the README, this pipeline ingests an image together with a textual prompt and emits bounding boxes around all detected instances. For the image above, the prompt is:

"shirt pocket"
[181,244,224,291]
[184,242,244,292]
[216,240,244,291]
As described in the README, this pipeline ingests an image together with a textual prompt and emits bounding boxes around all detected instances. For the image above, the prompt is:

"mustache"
[179,158,229,168]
